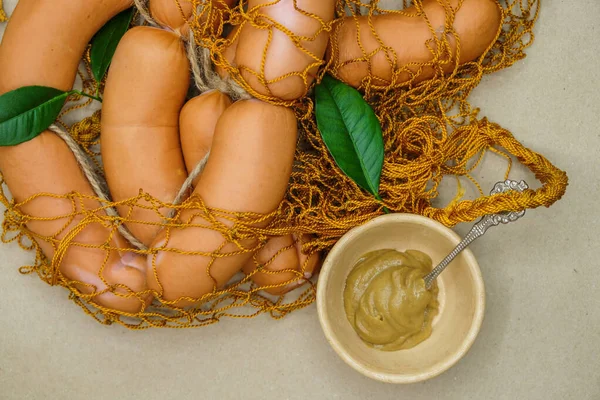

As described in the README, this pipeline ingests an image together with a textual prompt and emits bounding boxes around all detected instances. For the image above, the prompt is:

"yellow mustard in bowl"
[343,249,439,351]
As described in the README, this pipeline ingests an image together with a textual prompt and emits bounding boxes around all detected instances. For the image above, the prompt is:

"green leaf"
[90,7,134,82]
[0,86,70,146]
[315,75,385,197]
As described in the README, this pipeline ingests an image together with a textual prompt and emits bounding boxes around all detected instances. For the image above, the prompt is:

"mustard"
[343,249,439,351]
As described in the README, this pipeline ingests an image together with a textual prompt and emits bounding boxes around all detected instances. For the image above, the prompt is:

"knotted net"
[0,0,567,328]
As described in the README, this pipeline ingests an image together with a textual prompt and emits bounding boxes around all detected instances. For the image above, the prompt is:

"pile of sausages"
[0,0,500,313]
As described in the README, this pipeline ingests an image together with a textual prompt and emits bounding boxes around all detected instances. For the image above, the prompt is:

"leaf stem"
[72,90,103,103]
[374,194,391,214]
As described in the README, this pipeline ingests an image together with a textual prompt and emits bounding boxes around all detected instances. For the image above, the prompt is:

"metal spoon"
[423,179,529,289]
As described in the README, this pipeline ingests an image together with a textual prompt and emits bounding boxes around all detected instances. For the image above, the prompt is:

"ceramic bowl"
[316,213,485,384]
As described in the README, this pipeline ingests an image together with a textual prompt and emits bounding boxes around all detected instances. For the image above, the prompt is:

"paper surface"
[0,1,598,399]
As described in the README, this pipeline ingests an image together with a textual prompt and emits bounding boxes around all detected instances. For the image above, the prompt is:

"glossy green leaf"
[315,75,384,197]
[90,7,134,82]
[0,86,70,146]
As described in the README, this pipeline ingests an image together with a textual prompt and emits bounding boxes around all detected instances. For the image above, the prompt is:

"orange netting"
[0,0,567,328]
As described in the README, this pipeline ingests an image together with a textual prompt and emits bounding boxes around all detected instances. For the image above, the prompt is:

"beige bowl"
[316,213,485,384]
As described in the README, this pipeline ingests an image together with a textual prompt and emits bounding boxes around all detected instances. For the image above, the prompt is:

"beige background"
[1,1,598,399]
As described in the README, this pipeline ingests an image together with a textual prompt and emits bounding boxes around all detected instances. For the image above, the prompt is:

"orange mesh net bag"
[0,0,567,329]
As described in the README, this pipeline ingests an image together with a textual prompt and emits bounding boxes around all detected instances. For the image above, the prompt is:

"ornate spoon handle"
[423,180,529,289]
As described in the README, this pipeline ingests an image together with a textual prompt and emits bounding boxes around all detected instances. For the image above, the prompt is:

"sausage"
[242,233,321,296]
[149,0,193,34]
[235,0,336,101]
[328,0,502,87]
[179,90,232,186]
[101,26,190,247]
[215,24,240,78]
[179,91,317,296]
[0,0,151,313]
[0,0,134,94]
[147,99,297,306]
[149,0,238,36]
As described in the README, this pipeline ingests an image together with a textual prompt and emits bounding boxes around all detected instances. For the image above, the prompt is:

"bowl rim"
[316,213,486,384]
